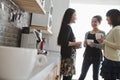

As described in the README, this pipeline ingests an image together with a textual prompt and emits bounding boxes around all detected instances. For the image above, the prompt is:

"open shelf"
[12,0,46,14]
[30,25,52,34]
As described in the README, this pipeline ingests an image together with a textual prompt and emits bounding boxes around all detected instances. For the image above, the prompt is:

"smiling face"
[106,9,120,27]
[106,16,112,25]
[70,12,77,23]
[91,17,100,29]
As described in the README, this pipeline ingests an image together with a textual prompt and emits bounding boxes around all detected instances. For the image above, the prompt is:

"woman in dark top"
[57,8,82,80]
[78,15,105,80]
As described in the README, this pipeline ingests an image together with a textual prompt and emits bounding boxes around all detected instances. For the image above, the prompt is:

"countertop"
[29,52,60,80]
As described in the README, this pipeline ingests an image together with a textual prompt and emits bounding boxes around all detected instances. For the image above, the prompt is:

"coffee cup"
[87,39,94,45]
[95,33,104,39]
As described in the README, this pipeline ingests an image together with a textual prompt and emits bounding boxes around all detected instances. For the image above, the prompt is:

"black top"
[84,32,102,59]
[60,25,76,58]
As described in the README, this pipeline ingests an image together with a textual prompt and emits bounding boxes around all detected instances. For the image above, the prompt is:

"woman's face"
[91,18,100,29]
[106,16,112,25]
[70,12,77,23]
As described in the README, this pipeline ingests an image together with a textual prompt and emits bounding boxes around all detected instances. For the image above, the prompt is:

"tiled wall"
[0,22,21,47]
[0,5,30,47]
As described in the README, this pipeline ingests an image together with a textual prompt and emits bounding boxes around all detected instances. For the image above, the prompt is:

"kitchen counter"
[29,52,60,80]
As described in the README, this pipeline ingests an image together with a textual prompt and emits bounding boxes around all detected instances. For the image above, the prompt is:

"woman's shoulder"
[114,25,120,30]
[85,31,90,36]
[63,24,71,30]
[112,25,120,33]
[86,31,90,34]
[66,24,71,29]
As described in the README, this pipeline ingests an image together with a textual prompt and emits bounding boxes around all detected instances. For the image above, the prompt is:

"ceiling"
[70,0,120,5]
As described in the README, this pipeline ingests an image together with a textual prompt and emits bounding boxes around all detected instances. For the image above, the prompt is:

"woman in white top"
[98,9,120,80]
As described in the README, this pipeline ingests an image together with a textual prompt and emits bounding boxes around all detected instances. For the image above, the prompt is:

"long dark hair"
[57,8,75,45]
[106,9,120,27]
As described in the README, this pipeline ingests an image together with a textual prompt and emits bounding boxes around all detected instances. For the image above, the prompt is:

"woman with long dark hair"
[98,9,120,80]
[57,8,82,80]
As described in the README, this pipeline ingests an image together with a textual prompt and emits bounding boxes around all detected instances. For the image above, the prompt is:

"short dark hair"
[93,15,102,24]
[106,9,120,27]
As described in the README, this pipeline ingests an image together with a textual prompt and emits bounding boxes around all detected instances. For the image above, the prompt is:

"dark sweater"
[60,25,75,58]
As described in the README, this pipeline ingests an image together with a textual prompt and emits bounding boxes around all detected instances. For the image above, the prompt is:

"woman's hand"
[75,42,82,48]
[88,42,95,47]
[85,40,94,47]
[97,36,105,43]
[69,41,82,48]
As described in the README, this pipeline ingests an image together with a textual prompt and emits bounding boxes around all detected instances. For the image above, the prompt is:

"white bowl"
[0,46,37,80]
[87,39,94,45]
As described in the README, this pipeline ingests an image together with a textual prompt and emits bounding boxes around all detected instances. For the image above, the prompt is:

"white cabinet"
[31,0,53,34]
[29,53,60,80]
[31,13,52,28]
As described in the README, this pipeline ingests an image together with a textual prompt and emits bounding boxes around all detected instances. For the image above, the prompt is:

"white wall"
[44,0,70,52]
[70,0,120,5]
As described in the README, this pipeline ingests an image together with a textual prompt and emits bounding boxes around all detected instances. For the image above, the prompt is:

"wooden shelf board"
[12,0,46,14]
[30,25,52,34]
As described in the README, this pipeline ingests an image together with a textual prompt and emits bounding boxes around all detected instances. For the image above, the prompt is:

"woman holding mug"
[99,9,120,80]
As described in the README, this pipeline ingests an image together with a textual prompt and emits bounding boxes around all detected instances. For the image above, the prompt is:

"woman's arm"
[68,41,82,48]
[83,32,89,47]
[94,43,104,49]
[104,29,120,50]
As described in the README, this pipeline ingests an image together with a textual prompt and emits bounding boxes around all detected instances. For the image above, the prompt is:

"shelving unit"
[11,0,53,34]
[30,25,52,34]
[30,0,53,35]
[12,0,46,14]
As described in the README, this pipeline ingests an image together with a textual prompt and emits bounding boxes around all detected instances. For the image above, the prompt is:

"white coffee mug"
[95,33,104,39]
[87,39,94,45]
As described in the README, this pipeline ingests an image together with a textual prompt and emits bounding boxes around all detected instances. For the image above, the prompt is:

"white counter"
[0,46,37,80]
[0,46,60,80]
[29,52,60,80]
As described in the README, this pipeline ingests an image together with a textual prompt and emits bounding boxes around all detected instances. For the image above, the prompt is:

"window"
[70,4,120,79]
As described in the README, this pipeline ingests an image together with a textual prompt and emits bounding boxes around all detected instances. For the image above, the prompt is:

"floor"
[72,67,104,80]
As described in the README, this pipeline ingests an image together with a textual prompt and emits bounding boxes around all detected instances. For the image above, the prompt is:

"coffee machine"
[20,28,48,55]
[20,29,42,49]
